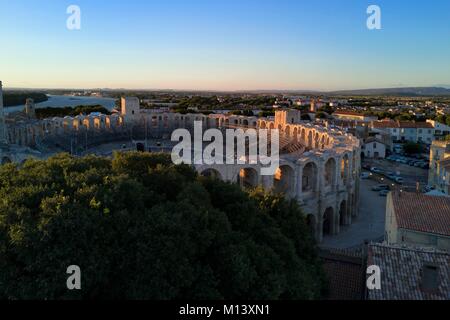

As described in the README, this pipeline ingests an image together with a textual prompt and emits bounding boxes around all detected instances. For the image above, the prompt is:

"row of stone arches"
[306,199,352,240]
[199,156,351,198]
[258,120,333,150]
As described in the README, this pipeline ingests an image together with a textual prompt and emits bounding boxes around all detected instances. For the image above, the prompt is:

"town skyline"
[1,0,450,91]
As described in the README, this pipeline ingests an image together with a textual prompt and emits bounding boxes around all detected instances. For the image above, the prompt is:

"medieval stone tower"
[25,98,36,118]
[0,81,7,144]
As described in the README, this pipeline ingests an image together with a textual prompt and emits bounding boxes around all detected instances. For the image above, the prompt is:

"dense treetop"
[35,105,111,119]
[3,92,48,107]
[0,152,327,300]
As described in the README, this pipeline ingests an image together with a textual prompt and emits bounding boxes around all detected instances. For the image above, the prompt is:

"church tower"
[0,81,7,144]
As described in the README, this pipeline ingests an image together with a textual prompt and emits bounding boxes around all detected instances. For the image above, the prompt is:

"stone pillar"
[262,174,274,191]
[296,165,303,199]
[317,214,324,243]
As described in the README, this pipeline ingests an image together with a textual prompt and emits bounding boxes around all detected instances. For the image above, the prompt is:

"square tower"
[274,109,302,127]
[120,97,141,123]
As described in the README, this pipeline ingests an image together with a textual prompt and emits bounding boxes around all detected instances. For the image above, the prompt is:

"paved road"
[321,178,386,249]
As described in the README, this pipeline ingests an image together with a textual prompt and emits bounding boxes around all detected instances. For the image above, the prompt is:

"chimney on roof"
[421,263,439,293]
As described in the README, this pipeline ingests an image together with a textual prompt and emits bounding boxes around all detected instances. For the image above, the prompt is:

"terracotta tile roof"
[372,120,434,129]
[320,249,365,300]
[365,137,386,145]
[372,120,399,129]
[367,243,450,300]
[391,191,450,236]
[415,122,434,129]
[398,121,434,129]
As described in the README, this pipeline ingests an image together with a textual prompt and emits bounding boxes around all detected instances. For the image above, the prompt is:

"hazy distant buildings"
[333,111,378,123]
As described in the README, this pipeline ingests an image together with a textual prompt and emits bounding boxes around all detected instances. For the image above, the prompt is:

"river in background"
[4,95,117,114]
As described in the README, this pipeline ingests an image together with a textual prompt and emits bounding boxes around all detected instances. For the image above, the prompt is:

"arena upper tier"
[2,97,361,243]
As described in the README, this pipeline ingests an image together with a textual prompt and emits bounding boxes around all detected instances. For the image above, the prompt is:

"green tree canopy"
[403,142,423,155]
[0,152,326,300]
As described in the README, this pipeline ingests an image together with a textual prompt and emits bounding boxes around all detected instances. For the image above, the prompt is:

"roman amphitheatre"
[0,95,361,243]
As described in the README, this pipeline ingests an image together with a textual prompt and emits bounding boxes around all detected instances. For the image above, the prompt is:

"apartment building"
[429,140,450,194]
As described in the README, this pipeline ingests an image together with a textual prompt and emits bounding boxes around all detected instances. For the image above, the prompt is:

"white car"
[361,172,370,179]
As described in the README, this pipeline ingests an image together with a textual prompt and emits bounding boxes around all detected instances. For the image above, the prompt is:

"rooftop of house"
[391,191,450,237]
[372,120,434,129]
[334,111,367,116]
[319,248,366,300]
[364,136,386,145]
[367,243,450,300]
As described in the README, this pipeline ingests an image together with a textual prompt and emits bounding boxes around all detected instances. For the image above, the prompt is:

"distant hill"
[328,87,450,96]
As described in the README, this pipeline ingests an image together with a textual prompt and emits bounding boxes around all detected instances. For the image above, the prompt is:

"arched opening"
[237,168,258,188]
[136,142,145,152]
[323,207,334,236]
[260,121,267,129]
[293,127,298,142]
[1,156,12,165]
[269,123,275,130]
[307,131,313,148]
[243,119,249,127]
[273,165,295,196]
[201,168,223,180]
[321,135,326,149]
[285,126,291,138]
[302,162,318,193]
[324,158,336,187]
[306,214,316,237]
[314,133,320,148]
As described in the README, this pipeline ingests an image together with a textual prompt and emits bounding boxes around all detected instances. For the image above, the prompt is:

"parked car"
[387,173,397,180]
[394,177,404,184]
[372,184,390,191]
[379,190,390,197]
[371,167,383,174]
[361,172,370,179]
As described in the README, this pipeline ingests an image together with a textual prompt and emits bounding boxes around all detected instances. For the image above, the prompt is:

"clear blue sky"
[1,0,449,91]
